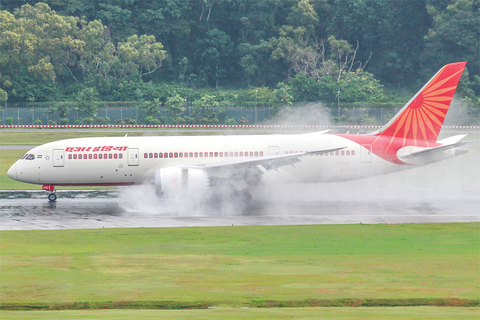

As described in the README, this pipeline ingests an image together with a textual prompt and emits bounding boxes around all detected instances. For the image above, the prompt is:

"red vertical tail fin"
[373,62,466,145]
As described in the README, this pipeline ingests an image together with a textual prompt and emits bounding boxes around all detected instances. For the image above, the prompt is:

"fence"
[1,104,479,126]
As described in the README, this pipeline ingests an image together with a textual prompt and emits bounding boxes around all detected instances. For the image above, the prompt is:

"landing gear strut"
[43,184,57,202]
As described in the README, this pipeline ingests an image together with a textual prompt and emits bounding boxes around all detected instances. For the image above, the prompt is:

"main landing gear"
[43,184,57,202]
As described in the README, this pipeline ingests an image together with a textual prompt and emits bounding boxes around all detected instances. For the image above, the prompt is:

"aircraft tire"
[48,193,57,202]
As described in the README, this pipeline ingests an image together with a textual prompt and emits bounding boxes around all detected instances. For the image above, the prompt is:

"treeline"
[0,0,478,110]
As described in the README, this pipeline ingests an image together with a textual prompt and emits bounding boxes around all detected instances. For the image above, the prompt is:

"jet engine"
[154,167,209,198]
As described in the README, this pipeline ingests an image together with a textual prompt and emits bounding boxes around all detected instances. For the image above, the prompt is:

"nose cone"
[7,163,17,181]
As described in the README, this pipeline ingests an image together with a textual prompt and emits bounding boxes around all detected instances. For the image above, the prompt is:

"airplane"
[7,62,470,203]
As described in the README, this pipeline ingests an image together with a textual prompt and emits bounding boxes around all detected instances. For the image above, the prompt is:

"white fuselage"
[8,132,404,186]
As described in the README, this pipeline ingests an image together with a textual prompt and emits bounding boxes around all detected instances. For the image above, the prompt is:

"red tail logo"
[377,62,466,147]
[337,62,467,164]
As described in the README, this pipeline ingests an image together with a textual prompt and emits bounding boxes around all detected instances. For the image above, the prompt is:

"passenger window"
[159,153,163,158]
[154,153,158,158]
[84,154,88,159]
[214,152,218,157]
[230,152,233,157]
[114,154,117,159]
[352,150,356,156]
[179,152,183,158]
[235,152,238,157]
[260,151,263,156]
[169,152,173,158]
[144,153,148,158]
[174,152,178,158]
[104,153,107,159]
[341,151,344,156]
[164,153,168,158]
[346,150,350,156]
[68,154,72,160]
[250,152,253,157]
[73,154,77,159]
[335,151,339,156]
[119,154,123,159]
[240,152,243,157]
[189,152,194,158]
[219,152,223,157]
[210,152,213,157]
[199,152,203,157]
[94,154,98,159]
[255,151,258,156]
[149,153,153,158]
[223,152,227,157]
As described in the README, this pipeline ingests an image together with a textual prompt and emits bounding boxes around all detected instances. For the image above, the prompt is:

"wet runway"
[1,176,478,230]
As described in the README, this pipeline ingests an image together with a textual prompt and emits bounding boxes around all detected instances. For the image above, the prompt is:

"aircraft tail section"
[372,62,467,145]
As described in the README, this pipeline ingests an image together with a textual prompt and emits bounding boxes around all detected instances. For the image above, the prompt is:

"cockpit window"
[20,154,28,160]
[25,154,35,160]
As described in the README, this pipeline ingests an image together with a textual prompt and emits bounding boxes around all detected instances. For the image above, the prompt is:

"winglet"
[372,62,467,144]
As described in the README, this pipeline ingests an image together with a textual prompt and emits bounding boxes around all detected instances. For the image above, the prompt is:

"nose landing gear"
[47,192,57,202]
[43,184,57,202]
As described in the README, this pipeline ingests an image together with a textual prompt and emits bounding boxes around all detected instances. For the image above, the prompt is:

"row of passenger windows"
[65,149,356,161]
[286,150,356,156]
[143,149,356,159]
[144,151,264,159]
[68,153,123,160]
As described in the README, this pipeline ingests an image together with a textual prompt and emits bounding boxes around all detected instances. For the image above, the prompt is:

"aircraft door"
[360,145,372,163]
[53,149,64,167]
[127,148,139,166]
[268,146,280,156]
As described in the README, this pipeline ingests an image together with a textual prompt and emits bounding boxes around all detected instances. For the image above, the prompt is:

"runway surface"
[1,169,478,230]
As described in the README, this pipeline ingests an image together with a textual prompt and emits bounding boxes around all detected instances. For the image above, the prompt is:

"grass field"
[1,223,478,310]
[1,307,479,320]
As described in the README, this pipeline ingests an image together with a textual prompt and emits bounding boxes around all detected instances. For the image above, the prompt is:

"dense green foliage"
[0,0,478,110]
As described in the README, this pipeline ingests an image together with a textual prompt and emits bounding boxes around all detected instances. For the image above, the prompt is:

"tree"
[422,0,479,100]
[165,95,185,123]
[192,94,219,123]
[0,4,83,100]
[75,87,99,119]
[77,22,167,82]
[328,0,432,86]
[196,28,233,88]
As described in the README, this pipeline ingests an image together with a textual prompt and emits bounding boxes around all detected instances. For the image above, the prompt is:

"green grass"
[1,307,480,320]
[1,223,478,308]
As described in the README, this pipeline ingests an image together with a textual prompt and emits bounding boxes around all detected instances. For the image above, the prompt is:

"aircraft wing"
[183,147,346,180]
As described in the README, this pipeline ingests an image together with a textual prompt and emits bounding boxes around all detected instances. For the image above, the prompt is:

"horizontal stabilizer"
[397,136,472,165]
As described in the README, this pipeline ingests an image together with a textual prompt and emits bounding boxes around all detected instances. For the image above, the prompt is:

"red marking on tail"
[378,62,466,148]
[337,62,467,164]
